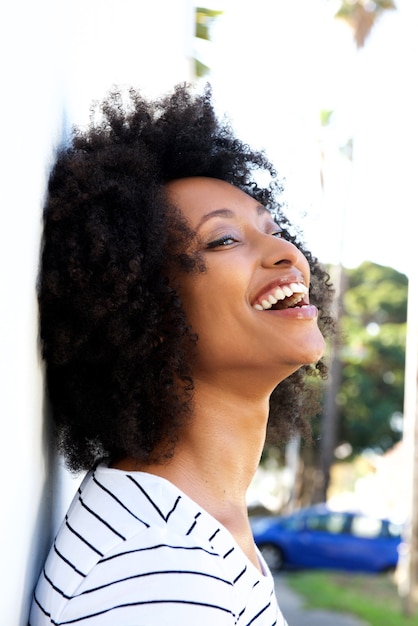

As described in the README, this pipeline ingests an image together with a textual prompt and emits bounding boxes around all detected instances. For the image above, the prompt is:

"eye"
[206,235,238,249]
[265,219,284,239]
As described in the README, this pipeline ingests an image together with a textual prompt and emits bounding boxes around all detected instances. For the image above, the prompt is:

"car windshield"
[280,516,304,531]
[350,515,383,538]
[305,512,347,534]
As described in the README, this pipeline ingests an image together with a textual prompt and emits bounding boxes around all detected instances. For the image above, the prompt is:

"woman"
[30,84,333,625]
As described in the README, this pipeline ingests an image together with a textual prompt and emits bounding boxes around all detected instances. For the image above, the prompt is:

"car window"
[351,515,382,538]
[305,512,347,534]
[281,516,304,531]
[387,521,403,538]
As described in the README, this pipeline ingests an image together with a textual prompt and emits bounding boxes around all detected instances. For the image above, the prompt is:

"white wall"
[0,2,193,623]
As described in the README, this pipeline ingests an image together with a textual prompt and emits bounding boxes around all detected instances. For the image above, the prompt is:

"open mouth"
[253,282,309,311]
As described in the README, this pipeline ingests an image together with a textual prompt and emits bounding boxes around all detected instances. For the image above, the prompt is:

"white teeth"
[273,287,286,300]
[253,281,309,311]
[291,282,309,294]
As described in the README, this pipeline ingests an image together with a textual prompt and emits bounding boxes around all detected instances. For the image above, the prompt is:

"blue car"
[251,504,403,573]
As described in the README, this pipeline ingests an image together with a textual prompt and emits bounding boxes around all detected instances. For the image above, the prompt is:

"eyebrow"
[196,204,269,229]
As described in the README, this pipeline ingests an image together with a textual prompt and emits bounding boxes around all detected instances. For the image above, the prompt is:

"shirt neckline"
[96,462,270,579]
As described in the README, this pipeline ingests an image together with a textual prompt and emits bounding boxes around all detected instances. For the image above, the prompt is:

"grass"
[285,570,418,626]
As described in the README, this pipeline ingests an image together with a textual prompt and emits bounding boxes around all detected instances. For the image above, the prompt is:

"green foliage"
[194,60,211,79]
[320,109,334,127]
[336,262,407,454]
[286,571,415,626]
[194,7,223,78]
[343,261,407,324]
[195,7,223,40]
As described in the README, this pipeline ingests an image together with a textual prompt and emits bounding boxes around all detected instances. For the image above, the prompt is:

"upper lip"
[251,275,309,309]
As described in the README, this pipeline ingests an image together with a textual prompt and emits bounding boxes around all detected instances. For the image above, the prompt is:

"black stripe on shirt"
[75,568,233,597]
[78,495,126,541]
[233,566,247,583]
[54,598,236,625]
[186,512,202,535]
[42,567,71,600]
[98,541,219,564]
[126,474,181,521]
[92,473,150,527]
[245,600,271,626]
[223,546,235,559]
[64,519,104,557]
[53,542,87,577]
[32,592,52,621]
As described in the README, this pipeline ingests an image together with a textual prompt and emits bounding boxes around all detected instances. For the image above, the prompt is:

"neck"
[116,380,270,517]
[113,381,271,573]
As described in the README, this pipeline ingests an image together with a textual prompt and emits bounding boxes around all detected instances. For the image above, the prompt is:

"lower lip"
[260,304,319,320]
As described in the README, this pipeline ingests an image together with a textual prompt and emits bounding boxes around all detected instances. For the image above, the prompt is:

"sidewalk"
[274,573,369,626]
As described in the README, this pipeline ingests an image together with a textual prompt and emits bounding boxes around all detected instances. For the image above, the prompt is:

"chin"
[298,334,326,367]
[310,347,326,365]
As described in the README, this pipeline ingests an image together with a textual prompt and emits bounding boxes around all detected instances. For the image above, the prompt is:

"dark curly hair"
[39,83,334,473]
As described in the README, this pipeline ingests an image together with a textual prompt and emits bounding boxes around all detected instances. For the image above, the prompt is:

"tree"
[314,0,399,501]
[193,7,223,78]
[335,0,396,49]
[337,262,407,454]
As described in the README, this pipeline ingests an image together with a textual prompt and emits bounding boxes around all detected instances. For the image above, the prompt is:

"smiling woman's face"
[166,177,325,391]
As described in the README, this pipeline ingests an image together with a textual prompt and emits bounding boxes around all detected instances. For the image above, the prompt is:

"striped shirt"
[30,464,288,625]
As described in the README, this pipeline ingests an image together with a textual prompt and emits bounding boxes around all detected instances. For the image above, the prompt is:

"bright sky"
[207,0,417,277]
[60,0,417,278]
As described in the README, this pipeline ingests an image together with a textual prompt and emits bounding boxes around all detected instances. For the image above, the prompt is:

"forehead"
[165,177,269,228]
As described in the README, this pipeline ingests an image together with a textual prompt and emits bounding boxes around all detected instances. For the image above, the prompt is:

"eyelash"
[206,235,237,248]
[206,230,283,249]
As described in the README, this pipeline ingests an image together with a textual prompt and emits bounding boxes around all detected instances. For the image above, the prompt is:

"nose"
[260,233,305,270]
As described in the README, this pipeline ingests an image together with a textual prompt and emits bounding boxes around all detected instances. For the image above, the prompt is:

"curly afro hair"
[39,83,334,473]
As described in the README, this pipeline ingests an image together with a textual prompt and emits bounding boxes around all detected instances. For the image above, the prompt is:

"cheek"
[178,269,244,335]
[179,260,241,306]
[175,276,207,328]
[297,250,311,282]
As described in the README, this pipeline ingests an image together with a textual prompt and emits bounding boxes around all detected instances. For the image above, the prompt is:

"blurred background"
[1,1,417,624]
